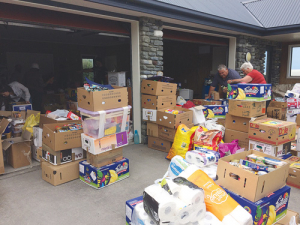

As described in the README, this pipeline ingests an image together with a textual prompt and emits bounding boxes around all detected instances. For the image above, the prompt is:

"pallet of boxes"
[141,80,193,152]
[77,84,130,189]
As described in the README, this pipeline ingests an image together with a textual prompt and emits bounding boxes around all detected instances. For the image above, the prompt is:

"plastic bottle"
[134,130,140,144]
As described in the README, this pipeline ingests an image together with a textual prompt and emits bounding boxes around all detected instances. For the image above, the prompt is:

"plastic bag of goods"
[204,119,225,137]
[194,126,222,151]
[219,140,244,157]
[166,124,198,160]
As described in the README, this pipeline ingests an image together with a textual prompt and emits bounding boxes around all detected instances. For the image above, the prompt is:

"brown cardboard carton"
[87,147,123,168]
[225,114,267,133]
[193,99,222,106]
[249,118,296,145]
[297,114,300,126]
[216,150,290,202]
[142,94,176,110]
[228,100,266,118]
[0,119,9,174]
[39,114,81,128]
[285,156,300,189]
[275,209,299,224]
[268,101,288,108]
[42,160,80,186]
[217,118,226,126]
[156,107,193,129]
[147,122,159,137]
[148,136,172,153]
[141,80,177,96]
[267,106,287,121]
[211,91,220,100]
[193,99,206,106]
[224,129,249,150]
[42,123,83,151]
[77,86,128,111]
[158,123,194,142]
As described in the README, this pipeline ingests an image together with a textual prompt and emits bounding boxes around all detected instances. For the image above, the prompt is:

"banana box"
[223,185,291,225]
[79,158,129,189]
[125,196,143,225]
[204,105,228,118]
[237,84,272,101]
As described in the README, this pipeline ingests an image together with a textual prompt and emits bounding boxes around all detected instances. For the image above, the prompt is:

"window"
[82,57,94,81]
[288,45,300,77]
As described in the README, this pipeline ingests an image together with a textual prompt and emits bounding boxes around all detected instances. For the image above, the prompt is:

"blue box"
[79,158,129,189]
[223,186,291,225]
[204,105,228,118]
[125,196,143,225]
[12,104,32,111]
[237,84,272,101]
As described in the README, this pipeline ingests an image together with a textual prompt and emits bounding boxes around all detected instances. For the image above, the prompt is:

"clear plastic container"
[79,105,131,139]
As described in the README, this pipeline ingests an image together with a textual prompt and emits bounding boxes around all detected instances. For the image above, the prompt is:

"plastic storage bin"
[79,106,131,139]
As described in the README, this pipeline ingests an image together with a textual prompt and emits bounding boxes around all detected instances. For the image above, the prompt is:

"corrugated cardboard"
[297,114,300,126]
[42,160,80,186]
[39,114,81,128]
[275,210,299,225]
[285,156,300,189]
[224,129,249,150]
[225,114,267,133]
[77,86,128,111]
[141,80,177,96]
[158,123,194,142]
[32,145,42,162]
[156,107,193,129]
[249,140,291,157]
[42,144,73,165]
[147,122,159,137]
[267,106,287,121]
[211,91,220,100]
[142,108,157,122]
[193,99,223,106]
[142,94,176,110]
[42,123,83,151]
[216,150,290,202]
[228,100,266,118]
[217,118,226,126]
[249,118,296,145]
[148,136,172,153]
[0,119,9,174]
[268,101,288,108]
[87,147,123,168]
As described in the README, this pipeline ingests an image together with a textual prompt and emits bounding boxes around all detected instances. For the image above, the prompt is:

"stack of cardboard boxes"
[77,85,130,189]
[267,101,288,121]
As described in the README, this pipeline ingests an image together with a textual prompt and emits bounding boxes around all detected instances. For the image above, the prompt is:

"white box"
[33,127,43,147]
[249,140,284,157]
[32,145,42,162]
[72,147,84,161]
[142,108,157,122]
[190,105,206,125]
[179,89,193,100]
[108,72,126,87]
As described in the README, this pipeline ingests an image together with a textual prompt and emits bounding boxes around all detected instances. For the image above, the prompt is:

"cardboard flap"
[26,110,40,118]
[0,118,9,134]
[22,130,32,141]
[2,139,13,151]
[193,105,206,111]
[2,130,32,150]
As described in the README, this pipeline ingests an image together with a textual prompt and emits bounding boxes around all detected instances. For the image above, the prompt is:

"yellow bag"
[22,113,40,135]
[166,124,198,160]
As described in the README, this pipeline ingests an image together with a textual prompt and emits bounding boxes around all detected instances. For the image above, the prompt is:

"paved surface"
[0,144,299,225]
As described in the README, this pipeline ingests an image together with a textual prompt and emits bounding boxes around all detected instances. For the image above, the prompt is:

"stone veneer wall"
[236,35,282,85]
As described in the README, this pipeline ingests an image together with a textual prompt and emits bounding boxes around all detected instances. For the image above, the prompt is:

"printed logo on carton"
[212,107,224,115]
[115,162,128,174]
[244,86,259,95]
[276,193,289,211]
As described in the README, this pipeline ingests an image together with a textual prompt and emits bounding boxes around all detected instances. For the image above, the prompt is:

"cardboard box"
[11,103,32,111]
[141,80,177,96]
[249,118,296,145]
[224,129,249,150]
[39,114,81,128]
[192,99,206,106]
[142,108,157,122]
[32,145,42,162]
[142,94,176,110]
[33,126,43,147]
[77,86,128,111]
[0,119,9,174]
[216,150,290,202]
[147,122,159,137]
[275,210,299,225]
[297,114,300,126]
[269,101,288,109]
[267,105,287,121]
[193,99,224,106]
[108,71,126,87]
[158,123,194,142]
[228,100,266,118]
[125,196,143,225]
[211,91,220,100]
[79,158,129,189]
[237,83,272,101]
[87,147,123,168]
[156,107,193,129]
[223,186,291,224]
[285,156,300,189]
[42,160,80,186]
[249,140,291,157]
[217,118,226,126]
[42,123,83,151]
[66,101,78,110]
[148,136,172,153]
[225,114,267,133]
[204,105,228,118]
[81,131,128,155]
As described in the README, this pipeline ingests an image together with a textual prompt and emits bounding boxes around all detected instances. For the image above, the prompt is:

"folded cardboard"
[141,80,177,96]
[285,156,300,189]
[147,122,159,137]
[42,160,80,186]
[32,145,42,162]
[237,83,272,101]
[142,108,157,122]
[79,158,129,189]
[156,106,193,129]
[142,94,176,110]
[275,209,299,225]
[225,114,267,133]
[158,123,194,142]
[77,86,128,111]
[81,131,128,155]
[33,126,43,147]
[249,140,291,157]
[216,150,290,202]
[148,136,172,153]
[0,119,9,174]
[224,129,249,150]
[39,114,81,128]
[204,105,228,118]
[125,196,143,225]
[42,123,83,151]
[223,185,291,224]
[228,100,266,118]
[249,118,296,145]
[267,106,287,121]
[87,147,123,168]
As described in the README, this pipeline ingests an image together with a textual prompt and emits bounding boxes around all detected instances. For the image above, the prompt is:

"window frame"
[287,44,300,78]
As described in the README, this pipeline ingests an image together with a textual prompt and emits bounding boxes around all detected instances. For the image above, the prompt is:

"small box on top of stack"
[78,83,130,189]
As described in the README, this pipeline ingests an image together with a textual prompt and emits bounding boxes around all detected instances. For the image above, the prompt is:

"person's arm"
[227,75,253,84]
[16,82,31,102]
[206,86,215,99]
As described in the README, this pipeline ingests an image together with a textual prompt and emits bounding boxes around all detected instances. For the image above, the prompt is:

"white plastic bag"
[190,105,206,125]
[289,216,299,225]
[176,96,186,106]
[204,119,225,137]
[292,83,300,94]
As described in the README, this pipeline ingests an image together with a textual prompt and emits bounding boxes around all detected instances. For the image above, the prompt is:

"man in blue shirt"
[206,64,241,99]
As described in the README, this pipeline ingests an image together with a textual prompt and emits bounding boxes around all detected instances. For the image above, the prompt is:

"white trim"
[287,44,300,79]
[228,37,236,69]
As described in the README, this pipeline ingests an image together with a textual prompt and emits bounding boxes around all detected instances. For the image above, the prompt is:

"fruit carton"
[223,186,291,225]
[237,84,272,101]
[204,105,228,118]
[79,158,129,189]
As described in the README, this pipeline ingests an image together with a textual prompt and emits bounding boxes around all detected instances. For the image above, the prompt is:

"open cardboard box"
[39,114,81,128]
[285,156,300,189]
[275,209,299,225]
[267,101,287,121]
[142,94,176,110]
[225,114,267,133]
[228,100,266,118]
[216,150,290,202]
[224,129,249,150]
[77,86,128,111]
[141,80,177,96]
